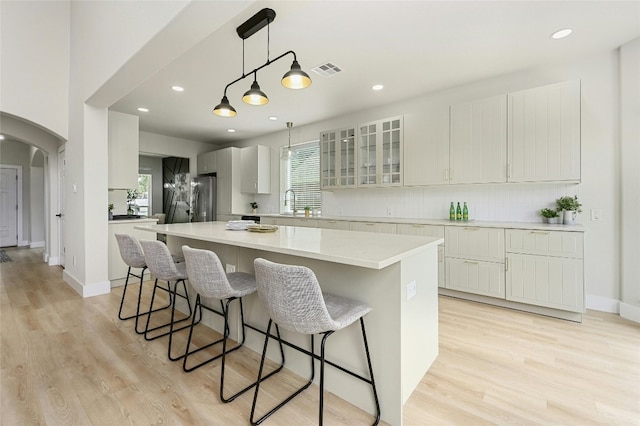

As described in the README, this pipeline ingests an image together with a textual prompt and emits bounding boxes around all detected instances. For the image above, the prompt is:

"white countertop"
[109,218,158,224]
[135,221,443,270]
[254,213,586,232]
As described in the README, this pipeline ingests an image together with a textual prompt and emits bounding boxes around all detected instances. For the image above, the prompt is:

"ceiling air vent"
[311,62,342,77]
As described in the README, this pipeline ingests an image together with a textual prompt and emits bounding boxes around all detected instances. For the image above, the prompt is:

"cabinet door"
[403,105,450,186]
[380,117,403,186]
[197,151,216,175]
[216,147,242,215]
[358,122,378,186]
[108,111,139,189]
[319,220,350,230]
[339,128,357,187]
[508,80,580,182]
[438,244,445,288]
[445,257,505,298]
[320,130,338,189]
[241,145,271,194]
[506,253,584,312]
[445,226,505,263]
[450,95,507,184]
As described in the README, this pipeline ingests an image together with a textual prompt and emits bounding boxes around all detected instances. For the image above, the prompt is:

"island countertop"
[135,221,443,270]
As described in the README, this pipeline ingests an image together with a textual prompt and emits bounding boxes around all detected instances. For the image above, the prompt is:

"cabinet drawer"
[506,253,584,312]
[445,257,505,298]
[349,222,397,234]
[397,223,445,238]
[319,220,351,230]
[505,229,583,258]
[445,226,505,262]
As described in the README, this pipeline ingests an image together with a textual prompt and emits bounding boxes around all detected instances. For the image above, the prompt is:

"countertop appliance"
[191,175,216,222]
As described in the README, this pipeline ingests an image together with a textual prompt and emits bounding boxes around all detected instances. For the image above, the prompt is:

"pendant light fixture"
[213,8,311,117]
[281,121,293,159]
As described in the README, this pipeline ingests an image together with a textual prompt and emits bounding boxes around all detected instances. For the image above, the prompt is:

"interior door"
[0,167,18,247]
[57,146,65,266]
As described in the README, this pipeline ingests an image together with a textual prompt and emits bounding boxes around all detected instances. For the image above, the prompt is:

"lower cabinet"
[318,219,351,230]
[349,221,397,234]
[437,245,445,288]
[505,229,584,313]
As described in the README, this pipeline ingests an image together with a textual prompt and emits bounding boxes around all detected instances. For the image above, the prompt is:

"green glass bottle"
[463,202,469,221]
[449,202,455,221]
[456,202,462,221]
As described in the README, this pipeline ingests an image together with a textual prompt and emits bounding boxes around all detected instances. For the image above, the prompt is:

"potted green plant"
[250,201,258,214]
[556,195,582,225]
[539,208,560,224]
[126,189,139,215]
[108,203,114,220]
[304,206,311,217]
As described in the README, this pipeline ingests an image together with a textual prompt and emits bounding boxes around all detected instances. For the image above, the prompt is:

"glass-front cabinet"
[358,116,403,187]
[320,127,356,189]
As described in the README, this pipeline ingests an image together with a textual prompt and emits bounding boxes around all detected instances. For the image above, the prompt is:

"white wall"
[235,49,624,310]
[619,37,640,322]
[0,1,70,139]
[30,149,46,247]
[139,131,213,177]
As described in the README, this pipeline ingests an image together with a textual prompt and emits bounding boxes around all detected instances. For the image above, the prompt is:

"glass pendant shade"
[242,80,269,105]
[281,121,294,159]
[281,60,312,89]
[213,96,237,117]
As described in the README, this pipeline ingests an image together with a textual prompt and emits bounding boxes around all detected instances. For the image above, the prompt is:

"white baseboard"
[63,270,111,298]
[19,240,29,247]
[48,256,59,266]
[30,241,45,248]
[619,302,640,324]
[585,294,619,313]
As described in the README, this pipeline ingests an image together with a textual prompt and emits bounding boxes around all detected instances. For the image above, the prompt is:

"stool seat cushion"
[323,293,372,331]
[140,240,187,281]
[228,272,259,297]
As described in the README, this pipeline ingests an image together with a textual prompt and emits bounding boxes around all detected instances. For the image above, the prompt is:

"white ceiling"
[110,0,640,145]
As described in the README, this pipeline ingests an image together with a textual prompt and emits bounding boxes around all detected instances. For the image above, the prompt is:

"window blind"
[282,141,321,212]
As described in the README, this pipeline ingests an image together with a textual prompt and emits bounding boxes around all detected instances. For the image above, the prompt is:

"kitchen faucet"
[284,189,297,214]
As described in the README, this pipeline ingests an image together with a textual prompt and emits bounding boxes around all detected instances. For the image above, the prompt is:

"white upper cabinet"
[108,111,139,189]
[241,145,271,194]
[507,80,581,182]
[320,127,356,189]
[197,150,217,175]
[358,116,403,187]
[403,105,450,186]
[450,95,507,184]
[216,147,244,215]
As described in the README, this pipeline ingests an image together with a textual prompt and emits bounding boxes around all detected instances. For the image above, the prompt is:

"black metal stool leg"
[360,318,380,425]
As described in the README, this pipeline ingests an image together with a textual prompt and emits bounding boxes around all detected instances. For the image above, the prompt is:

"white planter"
[563,210,579,225]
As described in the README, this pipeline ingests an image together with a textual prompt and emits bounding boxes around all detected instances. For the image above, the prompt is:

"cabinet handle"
[412,224,424,228]
[464,227,480,231]
[438,250,444,262]
[505,257,510,271]
[464,260,479,265]
[530,231,550,235]
[365,223,375,226]
[328,220,336,223]
[444,169,449,181]
[507,164,512,178]
[449,169,453,181]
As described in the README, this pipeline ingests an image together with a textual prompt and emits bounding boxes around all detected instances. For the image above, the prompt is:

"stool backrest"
[182,245,235,299]
[139,239,182,281]
[114,233,146,268]
[254,258,335,334]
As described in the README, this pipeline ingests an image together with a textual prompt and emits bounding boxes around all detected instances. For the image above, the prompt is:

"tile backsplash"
[321,183,580,223]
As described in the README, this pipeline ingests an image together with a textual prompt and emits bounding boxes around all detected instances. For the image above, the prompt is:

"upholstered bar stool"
[114,233,171,334]
[251,258,380,426]
[181,246,285,403]
[139,239,195,361]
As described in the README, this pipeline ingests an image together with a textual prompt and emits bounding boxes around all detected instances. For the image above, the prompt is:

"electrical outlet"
[226,264,236,273]
[386,207,392,217]
[73,256,76,266]
[407,281,417,300]
[591,209,602,221]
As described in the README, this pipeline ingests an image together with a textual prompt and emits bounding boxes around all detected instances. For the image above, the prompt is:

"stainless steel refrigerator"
[191,175,216,222]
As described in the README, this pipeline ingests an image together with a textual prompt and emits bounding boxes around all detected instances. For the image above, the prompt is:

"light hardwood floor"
[1,247,639,425]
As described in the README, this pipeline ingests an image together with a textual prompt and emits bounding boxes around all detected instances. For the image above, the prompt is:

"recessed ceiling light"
[171,85,184,92]
[372,84,384,91]
[551,28,572,40]
[137,107,149,112]
[268,116,278,121]
[227,128,236,133]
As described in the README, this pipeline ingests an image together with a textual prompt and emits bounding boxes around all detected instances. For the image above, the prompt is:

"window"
[281,141,321,213]
[135,173,152,216]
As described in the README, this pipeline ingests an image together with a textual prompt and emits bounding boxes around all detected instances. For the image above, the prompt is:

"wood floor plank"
[1,247,639,425]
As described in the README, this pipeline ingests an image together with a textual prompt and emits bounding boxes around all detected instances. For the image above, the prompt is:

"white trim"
[585,294,619,313]
[0,164,23,246]
[47,255,59,266]
[619,302,640,324]
[30,240,45,248]
[63,269,110,298]
[19,240,29,247]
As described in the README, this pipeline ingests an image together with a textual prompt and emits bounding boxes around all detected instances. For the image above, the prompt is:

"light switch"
[407,281,417,300]
[590,209,602,221]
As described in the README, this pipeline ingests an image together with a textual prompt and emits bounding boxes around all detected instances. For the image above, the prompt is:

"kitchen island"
[135,221,443,426]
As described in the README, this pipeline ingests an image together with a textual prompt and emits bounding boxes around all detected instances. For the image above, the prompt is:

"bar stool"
[139,239,195,361]
[181,246,285,403]
[251,258,380,426]
[114,233,171,334]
